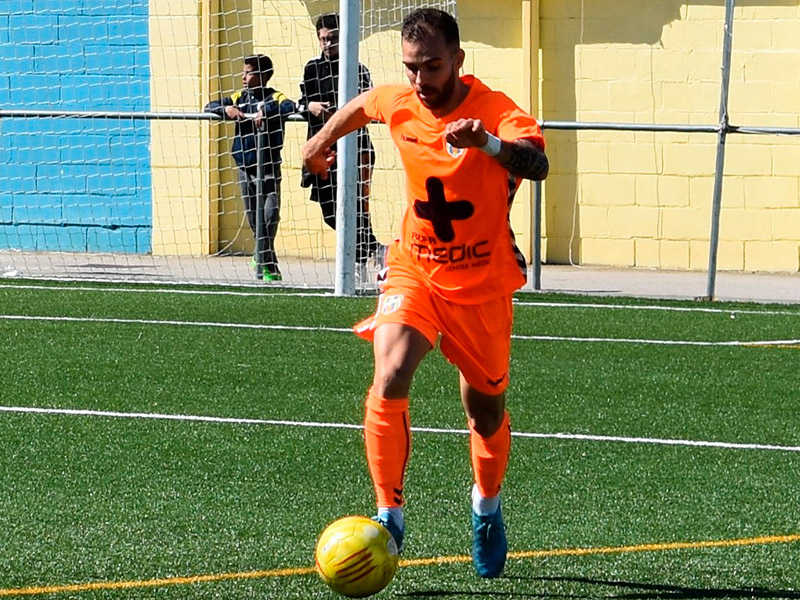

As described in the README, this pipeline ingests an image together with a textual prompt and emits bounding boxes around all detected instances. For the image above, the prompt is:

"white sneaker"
[357,262,381,289]
[374,244,388,269]
[355,262,368,285]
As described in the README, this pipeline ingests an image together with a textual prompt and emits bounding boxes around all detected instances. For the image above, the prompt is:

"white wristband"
[478,133,502,157]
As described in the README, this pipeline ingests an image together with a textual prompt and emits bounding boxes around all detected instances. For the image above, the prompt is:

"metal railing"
[4,0,800,298]
[531,0,800,301]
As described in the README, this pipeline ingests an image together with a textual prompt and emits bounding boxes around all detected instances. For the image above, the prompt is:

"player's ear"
[454,48,465,71]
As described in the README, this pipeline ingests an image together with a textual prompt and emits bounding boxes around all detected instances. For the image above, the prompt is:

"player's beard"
[417,70,457,110]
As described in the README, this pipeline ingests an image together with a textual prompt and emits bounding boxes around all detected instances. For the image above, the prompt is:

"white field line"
[2,282,799,317]
[0,314,351,333]
[512,333,800,347]
[1,313,798,347]
[0,283,332,298]
[514,300,800,318]
[1,405,799,453]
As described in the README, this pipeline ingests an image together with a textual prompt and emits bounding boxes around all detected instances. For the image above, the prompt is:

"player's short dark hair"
[244,54,274,81]
[401,8,459,48]
[316,13,339,33]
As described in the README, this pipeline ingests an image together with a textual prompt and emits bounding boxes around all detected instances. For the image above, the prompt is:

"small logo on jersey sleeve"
[380,294,404,315]
[446,140,464,158]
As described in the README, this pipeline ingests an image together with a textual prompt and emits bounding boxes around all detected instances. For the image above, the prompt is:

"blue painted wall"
[0,0,151,253]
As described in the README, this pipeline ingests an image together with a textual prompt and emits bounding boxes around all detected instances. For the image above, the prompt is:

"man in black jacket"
[299,13,383,272]
[205,54,296,281]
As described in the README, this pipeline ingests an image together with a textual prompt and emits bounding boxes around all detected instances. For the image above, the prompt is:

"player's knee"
[469,410,504,438]
[372,362,415,399]
[465,394,506,437]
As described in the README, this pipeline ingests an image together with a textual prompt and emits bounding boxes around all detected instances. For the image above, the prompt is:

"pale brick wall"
[540,0,800,273]
[150,0,206,255]
[176,1,799,272]
[233,0,533,260]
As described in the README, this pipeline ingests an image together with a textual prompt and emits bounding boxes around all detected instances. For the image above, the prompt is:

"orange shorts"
[354,266,513,395]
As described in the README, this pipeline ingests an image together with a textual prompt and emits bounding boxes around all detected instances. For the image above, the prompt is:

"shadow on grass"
[396,592,555,598]
[397,575,800,598]
[539,576,800,599]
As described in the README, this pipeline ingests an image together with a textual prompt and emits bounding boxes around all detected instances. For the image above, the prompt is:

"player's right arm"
[445,118,548,181]
[204,92,246,120]
[301,91,373,180]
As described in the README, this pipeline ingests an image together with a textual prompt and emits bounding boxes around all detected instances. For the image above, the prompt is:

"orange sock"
[364,388,411,507]
[470,411,511,498]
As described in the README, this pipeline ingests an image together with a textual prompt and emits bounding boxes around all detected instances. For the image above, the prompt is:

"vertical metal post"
[523,0,542,292]
[705,0,735,300]
[255,124,265,279]
[334,0,360,296]
[533,180,542,291]
[201,0,219,254]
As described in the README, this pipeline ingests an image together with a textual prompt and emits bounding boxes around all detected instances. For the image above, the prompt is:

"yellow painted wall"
[149,0,209,255]
[152,1,800,273]
[184,0,537,263]
[540,0,800,272]
[459,0,538,266]
[246,0,535,262]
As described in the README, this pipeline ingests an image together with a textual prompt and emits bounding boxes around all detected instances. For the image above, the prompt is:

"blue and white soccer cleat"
[372,513,405,554]
[471,504,507,578]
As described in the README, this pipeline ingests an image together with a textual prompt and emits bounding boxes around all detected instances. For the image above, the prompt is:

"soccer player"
[301,8,548,578]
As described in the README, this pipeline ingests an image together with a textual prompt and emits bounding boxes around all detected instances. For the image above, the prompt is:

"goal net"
[0,0,456,289]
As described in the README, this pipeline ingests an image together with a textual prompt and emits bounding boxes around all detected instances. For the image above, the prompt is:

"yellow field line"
[2,533,798,597]
[0,566,316,597]
[399,533,800,567]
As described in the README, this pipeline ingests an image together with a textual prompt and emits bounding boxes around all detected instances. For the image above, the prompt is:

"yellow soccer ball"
[315,515,399,598]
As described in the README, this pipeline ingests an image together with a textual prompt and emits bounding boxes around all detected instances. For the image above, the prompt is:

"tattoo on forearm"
[500,140,549,181]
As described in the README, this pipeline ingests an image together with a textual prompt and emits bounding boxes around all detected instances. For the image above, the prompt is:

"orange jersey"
[363,75,544,303]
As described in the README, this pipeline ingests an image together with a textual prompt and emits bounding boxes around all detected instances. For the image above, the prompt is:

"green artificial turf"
[0,281,798,599]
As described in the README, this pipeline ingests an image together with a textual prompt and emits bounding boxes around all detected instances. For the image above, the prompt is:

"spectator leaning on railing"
[205,54,296,282]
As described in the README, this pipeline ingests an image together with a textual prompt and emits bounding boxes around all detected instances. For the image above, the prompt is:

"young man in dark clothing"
[205,54,296,281]
[299,13,383,271]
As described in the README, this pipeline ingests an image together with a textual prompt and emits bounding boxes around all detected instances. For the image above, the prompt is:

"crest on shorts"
[445,140,464,158]
[381,294,404,315]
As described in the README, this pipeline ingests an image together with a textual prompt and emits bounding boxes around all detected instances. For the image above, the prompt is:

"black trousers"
[310,168,379,265]
[239,171,281,275]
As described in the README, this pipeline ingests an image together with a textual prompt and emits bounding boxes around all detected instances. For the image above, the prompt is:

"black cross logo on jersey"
[413,177,474,242]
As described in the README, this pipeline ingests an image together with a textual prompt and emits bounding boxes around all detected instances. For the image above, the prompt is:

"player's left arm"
[495,137,549,181]
[444,118,549,181]
[301,91,373,180]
